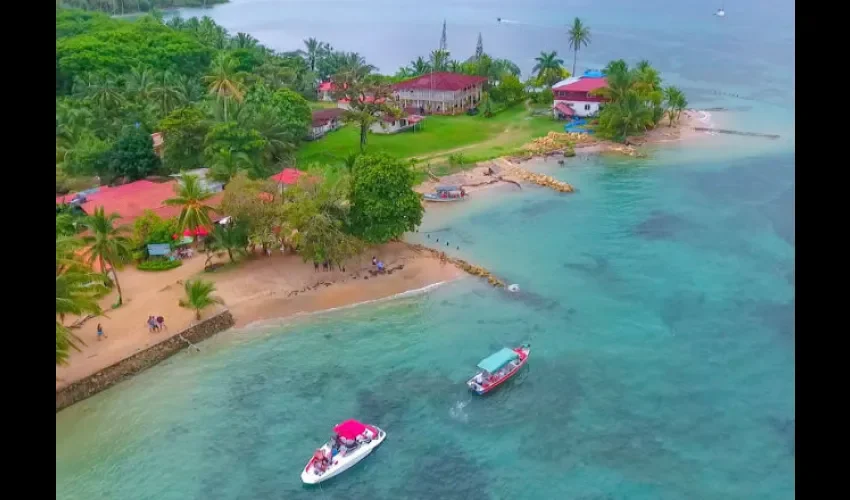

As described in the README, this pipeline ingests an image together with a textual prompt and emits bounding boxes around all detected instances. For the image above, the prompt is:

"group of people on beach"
[146,315,166,333]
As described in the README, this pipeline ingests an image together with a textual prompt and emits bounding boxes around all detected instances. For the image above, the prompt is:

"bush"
[137,259,182,271]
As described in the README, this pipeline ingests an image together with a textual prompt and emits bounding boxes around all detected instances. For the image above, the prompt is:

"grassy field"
[297,104,564,168]
[309,101,340,110]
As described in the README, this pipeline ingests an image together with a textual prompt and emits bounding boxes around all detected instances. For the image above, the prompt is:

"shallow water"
[59,1,794,498]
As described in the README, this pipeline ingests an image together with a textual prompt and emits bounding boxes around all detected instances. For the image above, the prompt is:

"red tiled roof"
[311,108,345,126]
[552,77,608,93]
[269,168,306,185]
[318,81,334,91]
[392,72,487,92]
[57,180,224,227]
[555,103,575,116]
[338,96,384,104]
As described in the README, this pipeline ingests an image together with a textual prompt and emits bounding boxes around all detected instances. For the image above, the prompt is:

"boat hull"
[467,346,530,395]
[423,195,466,202]
[301,426,386,485]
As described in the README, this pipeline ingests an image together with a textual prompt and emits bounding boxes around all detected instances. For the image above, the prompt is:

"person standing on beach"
[97,324,106,341]
[157,316,166,332]
[372,256,377,266]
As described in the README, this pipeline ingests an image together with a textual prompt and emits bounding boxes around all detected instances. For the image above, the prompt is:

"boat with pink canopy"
[301,419,386,484]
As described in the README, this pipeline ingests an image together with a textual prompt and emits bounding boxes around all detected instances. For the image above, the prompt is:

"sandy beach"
[56,111,717,391]
[56,242,462,389]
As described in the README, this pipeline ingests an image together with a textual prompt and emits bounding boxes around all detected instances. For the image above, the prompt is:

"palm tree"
[148,70,187,118]
[532,51,565,86]
[203,53,248,121]
[303,37,323,72]
[593,63,634,102]
[164,174,217,232]
[603,59,629,76]
[448,60,463,73]
[232,32,258,49]
[56,235,108,365]
[124,66,155,99]
[663,86,688,125]
[207,221,249,263]
[209,148,255,183]
[241,108,296,166]
[615,91,653,139]
[73,73,125,110]
[80,207,133,305]
[338,52,376,82]
[407,56,431,76]
[179,279,225,320]
[567,18,591,76]
[429,49,450,72]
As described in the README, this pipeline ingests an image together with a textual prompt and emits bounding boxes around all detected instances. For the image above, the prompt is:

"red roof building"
[391,72,487,115]
[269,168,308,185]
[57,180,224,228]
[309,108,346,140]
[552,77,609,119]
[317,81,336,101]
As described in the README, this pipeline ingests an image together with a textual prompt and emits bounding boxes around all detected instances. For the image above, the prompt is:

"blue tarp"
[147,244,171,256]
[477,348,519,373]
[583,69,604,78]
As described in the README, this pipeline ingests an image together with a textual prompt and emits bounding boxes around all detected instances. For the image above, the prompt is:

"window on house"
[584,104,591,111]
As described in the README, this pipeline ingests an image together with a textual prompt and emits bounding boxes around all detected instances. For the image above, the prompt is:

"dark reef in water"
[398,442,490,500]
[518,199,567,218]
[734,297,795,338]
[633,210,689,240]
[564,253,610,276]
[767,417,795,456]
[660,290,707,333]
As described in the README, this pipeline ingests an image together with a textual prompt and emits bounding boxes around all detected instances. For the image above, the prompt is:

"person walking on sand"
[147,316,158,333]
[157,316,167,331]
[372,256,377,266]
[96,323,106,341]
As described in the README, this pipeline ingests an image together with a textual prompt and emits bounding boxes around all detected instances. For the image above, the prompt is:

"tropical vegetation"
[592,59,687,141]
[567,18,591,77]
[179,279,224,320]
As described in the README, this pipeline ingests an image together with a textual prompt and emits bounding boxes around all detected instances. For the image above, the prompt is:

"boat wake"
[449,400,470,423]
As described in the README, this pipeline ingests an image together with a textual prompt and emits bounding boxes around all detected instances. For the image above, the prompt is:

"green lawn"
[297,104,564,168]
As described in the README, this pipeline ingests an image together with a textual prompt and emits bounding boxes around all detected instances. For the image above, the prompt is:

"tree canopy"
[349,153,424,244]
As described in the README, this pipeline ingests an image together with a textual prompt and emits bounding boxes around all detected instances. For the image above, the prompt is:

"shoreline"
[55,109,722,395]
[56,242,465,391]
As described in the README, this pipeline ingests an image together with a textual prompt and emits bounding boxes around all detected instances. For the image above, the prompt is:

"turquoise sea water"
[59,1,794,498]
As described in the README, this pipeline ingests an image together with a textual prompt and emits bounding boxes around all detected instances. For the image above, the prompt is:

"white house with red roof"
[552,75,609,119]
[391,72,487,115]
[309,108,345,140]
[317,81,335,101]
[369,107,425,134]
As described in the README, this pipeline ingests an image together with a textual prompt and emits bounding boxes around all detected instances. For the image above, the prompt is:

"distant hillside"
[58,0,228,16]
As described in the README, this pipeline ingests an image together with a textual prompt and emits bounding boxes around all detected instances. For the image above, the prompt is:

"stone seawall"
[56,309,235,412]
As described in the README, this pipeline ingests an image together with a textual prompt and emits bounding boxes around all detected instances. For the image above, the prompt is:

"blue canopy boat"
[466,344,530,395]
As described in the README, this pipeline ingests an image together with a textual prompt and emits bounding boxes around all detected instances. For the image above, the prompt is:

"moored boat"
[424,185,467,202]
[466,344,530,395]
[301,419,387,485]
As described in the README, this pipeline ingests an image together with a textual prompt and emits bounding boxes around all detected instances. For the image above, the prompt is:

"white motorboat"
[300,420,386,485]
